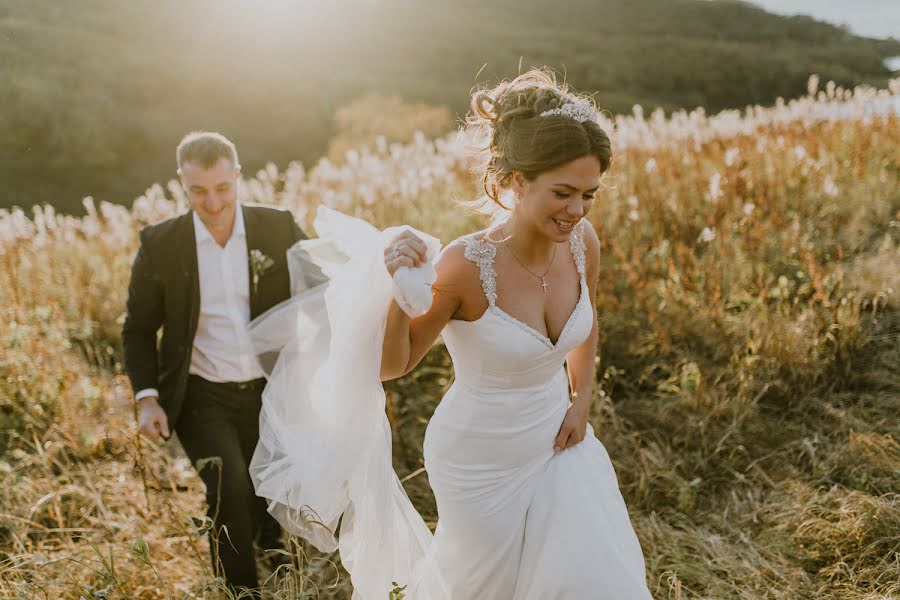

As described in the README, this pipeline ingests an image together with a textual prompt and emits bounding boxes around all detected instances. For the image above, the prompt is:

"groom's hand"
[137,396,170,441]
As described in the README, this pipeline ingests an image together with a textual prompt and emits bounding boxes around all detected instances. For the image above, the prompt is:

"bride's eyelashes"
[552,190,597,200]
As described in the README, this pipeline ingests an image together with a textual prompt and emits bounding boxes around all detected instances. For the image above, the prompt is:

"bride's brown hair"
[467,68,612,209]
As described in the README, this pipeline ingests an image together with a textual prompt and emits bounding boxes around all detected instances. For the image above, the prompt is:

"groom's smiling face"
[180,157,240,232]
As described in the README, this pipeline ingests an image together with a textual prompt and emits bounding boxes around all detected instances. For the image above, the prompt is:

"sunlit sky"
[742,0,900,39]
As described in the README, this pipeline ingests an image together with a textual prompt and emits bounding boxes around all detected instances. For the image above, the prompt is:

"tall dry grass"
[1,77,898,598]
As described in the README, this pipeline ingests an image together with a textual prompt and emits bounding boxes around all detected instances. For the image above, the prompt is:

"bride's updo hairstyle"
[468,68,612,210]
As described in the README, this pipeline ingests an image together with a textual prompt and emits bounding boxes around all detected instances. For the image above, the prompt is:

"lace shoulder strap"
[569,220,588,281]
[459,235,497,306]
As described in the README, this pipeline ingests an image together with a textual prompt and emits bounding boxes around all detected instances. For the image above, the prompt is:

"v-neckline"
[455,222,589,350]
[489,277,587,349]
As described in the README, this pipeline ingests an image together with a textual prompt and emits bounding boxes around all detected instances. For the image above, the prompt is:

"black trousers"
[176,374,282,591]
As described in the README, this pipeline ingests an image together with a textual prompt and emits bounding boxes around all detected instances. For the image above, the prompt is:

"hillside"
[1,0,898,212]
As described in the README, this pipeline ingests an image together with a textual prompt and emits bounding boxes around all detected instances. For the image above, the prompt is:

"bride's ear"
[511,172,527,203]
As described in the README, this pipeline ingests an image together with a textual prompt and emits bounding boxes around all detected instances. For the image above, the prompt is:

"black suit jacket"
[122,203,307,428]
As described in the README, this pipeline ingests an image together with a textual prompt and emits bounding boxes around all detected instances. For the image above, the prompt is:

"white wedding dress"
[249,208,653,599]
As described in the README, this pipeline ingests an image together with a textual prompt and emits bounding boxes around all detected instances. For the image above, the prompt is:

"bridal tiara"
[539,99,598,123]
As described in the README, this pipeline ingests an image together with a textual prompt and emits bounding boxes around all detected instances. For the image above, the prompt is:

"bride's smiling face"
[180,157,240,230]
[512,155,601,242]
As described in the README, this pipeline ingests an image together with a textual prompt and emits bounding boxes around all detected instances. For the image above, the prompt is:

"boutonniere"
[249,249,275,294]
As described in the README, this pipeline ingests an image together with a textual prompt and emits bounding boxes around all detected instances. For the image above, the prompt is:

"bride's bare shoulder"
[432,233,492,304]
[436,234,482,278]
[580,220,601,279]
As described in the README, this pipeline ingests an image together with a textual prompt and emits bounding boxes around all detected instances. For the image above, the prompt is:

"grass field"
[1,77,898,599]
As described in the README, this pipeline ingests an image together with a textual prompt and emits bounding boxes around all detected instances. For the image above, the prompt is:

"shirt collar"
[193,204,245,246]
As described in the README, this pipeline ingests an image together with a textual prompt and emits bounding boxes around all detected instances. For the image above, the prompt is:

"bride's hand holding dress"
[554,400,589,454]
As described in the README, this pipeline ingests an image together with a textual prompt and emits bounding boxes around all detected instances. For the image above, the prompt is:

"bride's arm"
[380,241,478,381]
[566,224,602,414]
[555,224,602,452]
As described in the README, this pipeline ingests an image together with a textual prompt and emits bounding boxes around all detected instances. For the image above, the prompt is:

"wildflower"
[807,74,820,96]
[698,227,716,243]
[652,239,670,257]
[707,172,723,203]
[375,135,388,154]
[724,148,739,167]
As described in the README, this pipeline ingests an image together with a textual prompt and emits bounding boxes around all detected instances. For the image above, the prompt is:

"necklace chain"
[505,240,556,293]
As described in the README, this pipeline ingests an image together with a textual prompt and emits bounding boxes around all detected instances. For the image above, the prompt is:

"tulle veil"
[248,206,447,598]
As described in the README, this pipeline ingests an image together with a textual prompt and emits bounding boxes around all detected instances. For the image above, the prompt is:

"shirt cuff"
[135,388,159,402]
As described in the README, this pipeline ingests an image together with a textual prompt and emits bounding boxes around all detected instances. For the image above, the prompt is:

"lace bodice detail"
[569,221,587,279]
[460,219,588,307]
[461,235,498,306]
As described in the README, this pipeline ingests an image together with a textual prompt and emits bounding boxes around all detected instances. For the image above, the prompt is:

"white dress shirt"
[135,207,265,402]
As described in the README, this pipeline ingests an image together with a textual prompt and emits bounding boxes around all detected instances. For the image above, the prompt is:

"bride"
[250,69,653,599]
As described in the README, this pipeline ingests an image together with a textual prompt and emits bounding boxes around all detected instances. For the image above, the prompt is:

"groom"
[122,131,305,592]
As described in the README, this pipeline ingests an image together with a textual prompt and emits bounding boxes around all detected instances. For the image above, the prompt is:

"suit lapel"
[179,211,201,339]
[242,204,260,318]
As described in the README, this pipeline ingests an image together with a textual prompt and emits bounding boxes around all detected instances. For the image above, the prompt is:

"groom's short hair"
[176,131,240,172]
